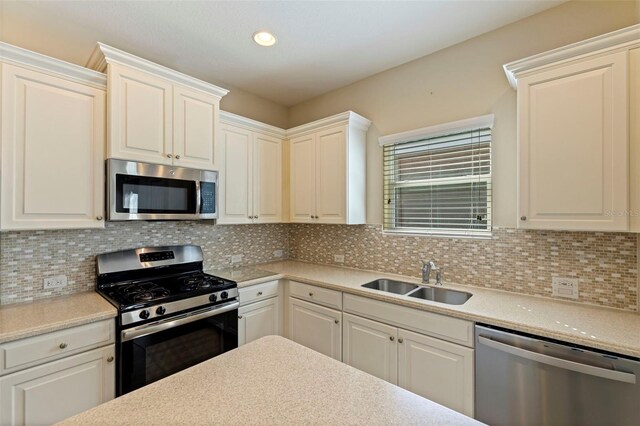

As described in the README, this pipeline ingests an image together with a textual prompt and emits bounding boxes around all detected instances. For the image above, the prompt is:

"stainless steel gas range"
[96,245,238,396]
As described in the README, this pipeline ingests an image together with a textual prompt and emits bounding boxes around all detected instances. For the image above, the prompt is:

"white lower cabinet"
[238,297,280,346]
[342,313,398,384]
[397,328,474,417]
[0,345,115,425]
[288,297,342,361]
[342,312,474,417]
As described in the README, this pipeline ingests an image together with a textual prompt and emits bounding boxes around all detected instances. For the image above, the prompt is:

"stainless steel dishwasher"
[475,324,639,426]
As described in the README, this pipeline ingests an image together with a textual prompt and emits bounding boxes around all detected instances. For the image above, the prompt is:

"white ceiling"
[0,1,564,106]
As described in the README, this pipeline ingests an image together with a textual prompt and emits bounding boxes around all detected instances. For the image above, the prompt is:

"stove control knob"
[209,293,217,302]
[220,291,228,300]
[156,306,166,315]
[139,310,150,320]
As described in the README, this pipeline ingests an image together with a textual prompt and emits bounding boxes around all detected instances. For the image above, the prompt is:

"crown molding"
[0,42,106,89]
[378,114,494,146]
[86,43,229,98]
[504,24,640,89]
[286,111,372,138]
[220,110,286,138]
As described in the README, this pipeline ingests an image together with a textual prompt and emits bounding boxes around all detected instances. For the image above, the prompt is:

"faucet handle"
[435,267,443,286]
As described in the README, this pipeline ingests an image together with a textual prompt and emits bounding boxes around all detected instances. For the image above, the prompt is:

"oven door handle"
[121,300,239,342]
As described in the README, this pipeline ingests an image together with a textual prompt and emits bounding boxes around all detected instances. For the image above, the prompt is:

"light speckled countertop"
[0,292,117,344]
[60,335,479,425]
[213,260,640,358]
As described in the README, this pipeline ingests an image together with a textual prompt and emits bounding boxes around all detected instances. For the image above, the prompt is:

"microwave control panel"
[200,182,216,214]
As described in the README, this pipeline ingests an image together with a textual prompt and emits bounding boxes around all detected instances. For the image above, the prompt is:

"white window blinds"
[383,121,492,237]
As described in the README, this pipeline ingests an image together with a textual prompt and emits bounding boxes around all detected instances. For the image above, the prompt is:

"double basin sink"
[362,279,472,305]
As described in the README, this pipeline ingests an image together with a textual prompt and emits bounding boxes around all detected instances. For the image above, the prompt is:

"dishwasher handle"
[478,335,636,384]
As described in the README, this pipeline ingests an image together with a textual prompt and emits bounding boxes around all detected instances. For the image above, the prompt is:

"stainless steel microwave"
[107,159,218,221]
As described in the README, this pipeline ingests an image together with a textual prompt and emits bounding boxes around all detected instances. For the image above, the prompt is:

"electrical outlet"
[273,250,284,258]
[334,254,345,263]
[43,275,67,290]
[552,277,579,299]
[230,254,243,264]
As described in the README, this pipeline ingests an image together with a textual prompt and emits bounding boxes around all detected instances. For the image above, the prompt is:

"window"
[382,115,493,237]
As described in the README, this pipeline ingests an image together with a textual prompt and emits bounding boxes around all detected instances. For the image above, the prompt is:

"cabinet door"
[238,297,280,346]
[290,133,316,223]
[315,126,347,223]
[108,63,172,164]
[342,313,398,384]
[253,132,283,223]
[518,51,628,231]
[288,297,342,361]
[0,64,105,230]
[217,124,253,224]
[0,345,115,426]
[398,328,473,417]
[173,86,219,170]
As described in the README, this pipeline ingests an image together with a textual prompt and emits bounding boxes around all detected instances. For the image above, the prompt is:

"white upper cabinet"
[87,43,228,170]
[108,64,172,165]
[505,25,640,232]
[218,112,284,224]
[288,111,371,225]
[0,43,107,230]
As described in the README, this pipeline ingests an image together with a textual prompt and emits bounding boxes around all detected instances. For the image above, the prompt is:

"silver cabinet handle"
[96,216,103,221]
[334,319,339,324]
[257,291,263,296]
[254,215,258,219]
[398,338,404,343]
[175,154,181,159]
[107,356,114,363]
[390,336,395,341]
[167,154,172,158]
[478,336,636,384]
[59,343,67,349]
[238,315,243,319]
[520,216,527,221]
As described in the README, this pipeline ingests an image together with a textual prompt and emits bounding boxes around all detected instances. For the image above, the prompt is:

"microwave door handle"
[195,180,202,214]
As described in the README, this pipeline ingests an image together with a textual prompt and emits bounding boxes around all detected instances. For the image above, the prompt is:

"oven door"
[118,301,238,395]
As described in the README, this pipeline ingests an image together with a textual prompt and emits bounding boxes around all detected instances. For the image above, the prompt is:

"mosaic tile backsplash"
[0,222,288,305]
[1,222,638,311]
[289,225,638,311]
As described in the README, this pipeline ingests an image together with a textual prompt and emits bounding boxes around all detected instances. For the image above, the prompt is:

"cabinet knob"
[334,319,339,324]
[238,315,243,319]
[248,216,252,219]
[257,291,263,296]
[107,356,114,363]
[167,154,173,158]
[309,292,313,297]
[175,154,181,159]
[254,215,259,219]
[398,338,404,343]
[310,215,314,219]
[389,336,395,341]
[96,216,103,221]
[520,216,527,221]
[59,343,67,349]
[314,215,319,219]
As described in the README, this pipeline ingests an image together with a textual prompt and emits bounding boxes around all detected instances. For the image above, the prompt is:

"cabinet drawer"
[343,294,473,347]
[0,320,115,375]
[289,281,342,310]
[239,280,279,306]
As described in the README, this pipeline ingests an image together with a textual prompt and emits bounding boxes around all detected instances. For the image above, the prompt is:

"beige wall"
[288,0,640,226]
[220,85,289,129]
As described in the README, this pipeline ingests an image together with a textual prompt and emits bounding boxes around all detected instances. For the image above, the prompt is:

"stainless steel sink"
[361,279,418,295]
[406,287,472,305]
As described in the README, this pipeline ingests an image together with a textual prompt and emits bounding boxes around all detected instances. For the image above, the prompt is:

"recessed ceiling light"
[253,31,277,47]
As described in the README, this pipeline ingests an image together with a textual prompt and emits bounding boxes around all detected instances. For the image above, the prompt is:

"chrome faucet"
[421,260,443,286]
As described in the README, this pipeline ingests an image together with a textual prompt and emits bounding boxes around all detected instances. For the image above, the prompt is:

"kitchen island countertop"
[59,335,479,425]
